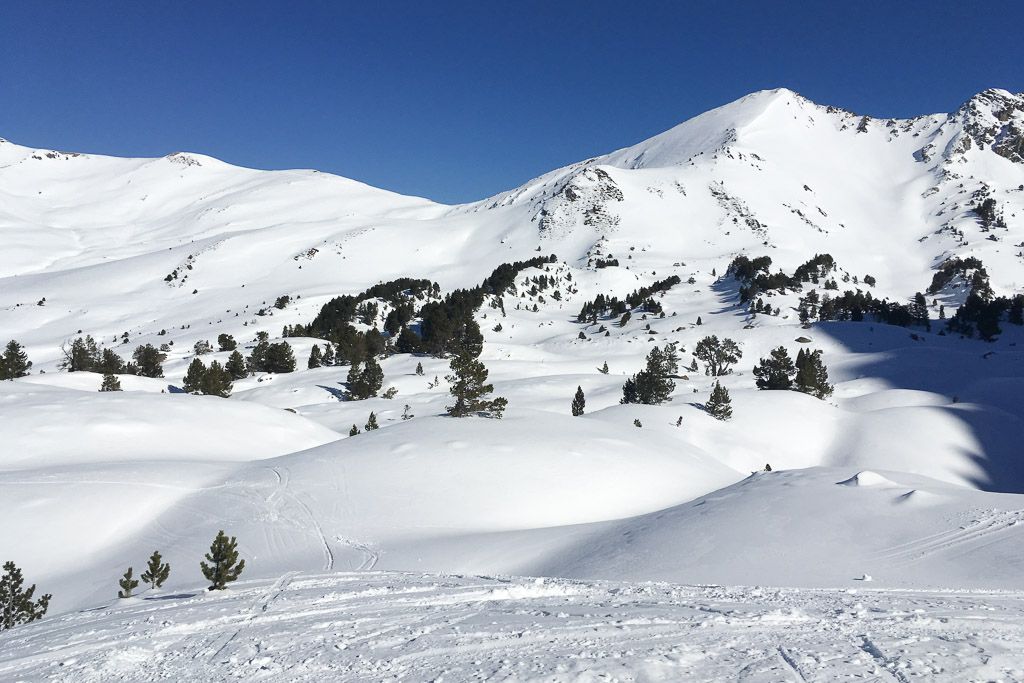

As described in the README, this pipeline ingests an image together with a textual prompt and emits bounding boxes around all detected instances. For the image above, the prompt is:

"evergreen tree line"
[576,275,681,323]
[303,256,555,361]
[60,336,166,378]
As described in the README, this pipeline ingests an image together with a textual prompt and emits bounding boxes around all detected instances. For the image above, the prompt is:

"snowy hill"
[4,88,1024,676]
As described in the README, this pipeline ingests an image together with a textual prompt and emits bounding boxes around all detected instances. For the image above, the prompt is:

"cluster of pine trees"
[752,347,833,399]
[115,530,245,600]
[247,336,297,374]
[576,275,681,323]
[0,340,31,380]
[182,358,234,397]
[60,336,166,378]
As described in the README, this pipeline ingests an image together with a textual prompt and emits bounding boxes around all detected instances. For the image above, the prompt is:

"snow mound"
[836,471,899,487]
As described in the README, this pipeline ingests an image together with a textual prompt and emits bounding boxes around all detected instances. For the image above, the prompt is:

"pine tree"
[571,386,586,416]
[365,411,379,431]
[201,360,233,398]
[0,340,31,380]
[117,567,139,598]
[322,343,336,366]
[0,561,50,631]
[349,424,360,436]
[217,333,237,352]
[795,348,833,399]
[182,358,206,394]
[308,345,323,369]
[132,344,166,378]
[415,361,424,376]
[99,373,122,392]
[622,345,677,405]
[706,381,733,421]
[62,335,100,372]
[599,361,609,374]
[264,341,296,373]
[200,531,245,591]
[445,350,507,418]
[752,346,796,390]
[97,348,125,375]
[911,292,931,330]
[693,336,741,376]
[225,350,248,380]
[402,404,413,420]
[140,551,170,590]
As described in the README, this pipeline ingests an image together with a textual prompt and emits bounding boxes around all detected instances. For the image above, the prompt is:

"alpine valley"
[4,88,1024,681]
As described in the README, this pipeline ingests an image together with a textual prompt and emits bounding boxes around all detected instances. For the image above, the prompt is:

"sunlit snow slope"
[3,86,1024,629]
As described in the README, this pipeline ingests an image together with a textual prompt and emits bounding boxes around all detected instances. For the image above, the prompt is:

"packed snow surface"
[3,571,1024,682]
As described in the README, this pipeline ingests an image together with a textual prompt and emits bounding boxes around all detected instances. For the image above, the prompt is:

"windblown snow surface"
[4,88,1024,680]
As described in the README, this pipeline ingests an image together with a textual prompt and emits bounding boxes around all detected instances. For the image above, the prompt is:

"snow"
[3,571,1024,681]
[4,87,1024,676]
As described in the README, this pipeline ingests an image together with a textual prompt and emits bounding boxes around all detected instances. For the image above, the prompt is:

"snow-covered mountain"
[4,88,1024,680]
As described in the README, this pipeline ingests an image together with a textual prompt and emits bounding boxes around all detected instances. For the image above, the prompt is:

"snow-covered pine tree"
[200,530,245,591]
[365,411,379,430]
[140,551,170,590]
[307,344,323,369]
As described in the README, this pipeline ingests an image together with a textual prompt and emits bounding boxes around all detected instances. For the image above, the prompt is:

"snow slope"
[4,88,1024,674]
[3,571,1024,682]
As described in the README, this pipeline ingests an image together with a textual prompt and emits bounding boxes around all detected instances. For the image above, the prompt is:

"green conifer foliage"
[200,531,245,591]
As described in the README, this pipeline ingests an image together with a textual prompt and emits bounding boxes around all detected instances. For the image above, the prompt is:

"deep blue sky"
[2,2,1022,204]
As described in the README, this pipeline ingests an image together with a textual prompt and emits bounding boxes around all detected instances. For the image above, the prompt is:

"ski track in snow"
[3,571,1024,682]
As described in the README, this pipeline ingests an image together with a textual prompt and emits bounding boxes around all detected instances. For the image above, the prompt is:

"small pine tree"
[706,381,732,421]
[445,350,507,418]
[415,362,424,376]
[225,350,248,380]
[322,344,336,366]
[633,418,642,428]
[795,348,834,399]
[217,333,237,352]
[140,551,170,590]
[571,385,586,416]
[308,344,323,369]
[200,531,245,591]
[132,344,166,378]
[752,346,796,390]
[0,340,32,380]
[0,561,50,631]
[365,412,379,431]
[117,567,139,598]
[402,404,413,420]
[201,360,233,398]
[99,373,122,392]
[182,358,206,394]
[598,361,609,374]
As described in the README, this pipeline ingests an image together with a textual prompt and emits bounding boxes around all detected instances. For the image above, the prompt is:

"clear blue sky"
[2,1,1022,204]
